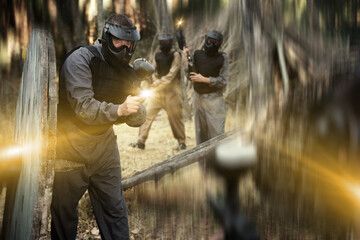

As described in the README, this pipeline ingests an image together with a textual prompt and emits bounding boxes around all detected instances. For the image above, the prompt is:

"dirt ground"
[116,109,197,179]
[116,105,244,179]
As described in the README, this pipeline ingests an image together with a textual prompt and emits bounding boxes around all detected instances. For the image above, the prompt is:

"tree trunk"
[70,0,86,46]
[55,0,74,51]
[153,0,173,35]
[240,0,273,125]
[139,0,148,37]
[307,0,320,34]
[124,0,135,20]
[97,0,104,39]
[113,0,123,14]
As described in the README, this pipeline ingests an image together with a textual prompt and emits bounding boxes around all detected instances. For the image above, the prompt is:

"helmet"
[203,31,223,56]
[101,22,140,64]
[158,35,173,53]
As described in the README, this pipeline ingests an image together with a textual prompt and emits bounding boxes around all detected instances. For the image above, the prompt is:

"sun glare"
[140,89,154,99]
[0,143,39,162]
[2,145,23,157]
[346,183,360,202]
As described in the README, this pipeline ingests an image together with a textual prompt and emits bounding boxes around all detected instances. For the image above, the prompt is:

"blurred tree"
[0,0,31,49]
[124,0,135,18]
[281,0,360,45]
[240,0,273,123]
[153,0,173,34]
[315,0,360,45]
[0,0,15,40]
[139,0,149,37]
[54,0,88,52]
[97,0,104,39]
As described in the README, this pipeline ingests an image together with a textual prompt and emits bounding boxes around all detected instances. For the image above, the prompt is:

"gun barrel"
[176,29,186,50]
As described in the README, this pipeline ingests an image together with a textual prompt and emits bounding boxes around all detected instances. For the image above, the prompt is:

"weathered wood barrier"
[1,27,57,240]
[122,129,240,190]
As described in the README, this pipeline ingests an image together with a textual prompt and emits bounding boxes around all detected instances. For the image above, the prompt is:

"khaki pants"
[193,91,227,145]
[138,84,186,144]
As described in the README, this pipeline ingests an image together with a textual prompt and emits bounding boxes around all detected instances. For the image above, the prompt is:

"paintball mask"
[204,31,223,56]
[101,22,140,65]
[158,35,173,54]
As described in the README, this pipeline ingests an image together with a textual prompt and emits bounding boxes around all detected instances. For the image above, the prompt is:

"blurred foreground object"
[208,140,259,240]
[312,59,360,157]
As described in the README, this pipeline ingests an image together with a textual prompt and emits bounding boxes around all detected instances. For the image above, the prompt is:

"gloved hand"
[133,58,155,82]
[126,103,146,127]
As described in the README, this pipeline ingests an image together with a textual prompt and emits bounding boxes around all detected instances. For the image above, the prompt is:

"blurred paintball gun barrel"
[125,58,154,127]
[175,20,196,73]
[133,58,155,82]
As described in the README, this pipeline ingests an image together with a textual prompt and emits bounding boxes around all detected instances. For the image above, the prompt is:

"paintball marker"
[175,19,196,73]
[124,58,154,127]
[133,58,155,82]
[133,58,155,99]
[208,141,260,240]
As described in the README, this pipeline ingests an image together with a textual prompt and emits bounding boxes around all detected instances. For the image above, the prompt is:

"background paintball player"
[131,34,186,151]
[183,31,230,145]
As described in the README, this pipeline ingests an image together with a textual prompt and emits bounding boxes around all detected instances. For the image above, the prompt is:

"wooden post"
[2,27,57,240]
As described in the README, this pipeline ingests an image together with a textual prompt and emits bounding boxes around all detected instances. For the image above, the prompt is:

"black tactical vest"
[88,46,138,104]
[193,50,224,94]
[58,46,138,135]
[155,51,180,80]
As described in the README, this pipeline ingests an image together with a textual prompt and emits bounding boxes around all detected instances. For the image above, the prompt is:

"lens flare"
[140,89,154,99]
[0,143,39,162]
[177,19,183,27]
[346,183,360,202]
[2,145,23,157]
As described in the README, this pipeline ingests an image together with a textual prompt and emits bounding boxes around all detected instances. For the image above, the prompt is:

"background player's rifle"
[175,20,196,73]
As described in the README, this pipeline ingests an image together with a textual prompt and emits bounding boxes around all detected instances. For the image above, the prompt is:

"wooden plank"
[3,28,56,240]
[122,129,240,190]
[31,29,57,240]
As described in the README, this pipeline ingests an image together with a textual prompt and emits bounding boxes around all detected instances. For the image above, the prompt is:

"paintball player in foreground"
[183,31,230,145]
[131,34,186,150]
[52,14,151,240]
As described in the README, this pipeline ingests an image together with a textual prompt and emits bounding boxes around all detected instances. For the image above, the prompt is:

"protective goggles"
[159,39,172,45]
[205,31,223,46]
[104,23,140,52]
[206,37,221,46]
[110,36,136,52]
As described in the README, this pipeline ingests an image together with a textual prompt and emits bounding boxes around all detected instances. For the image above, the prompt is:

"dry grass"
[116,109,197,179]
